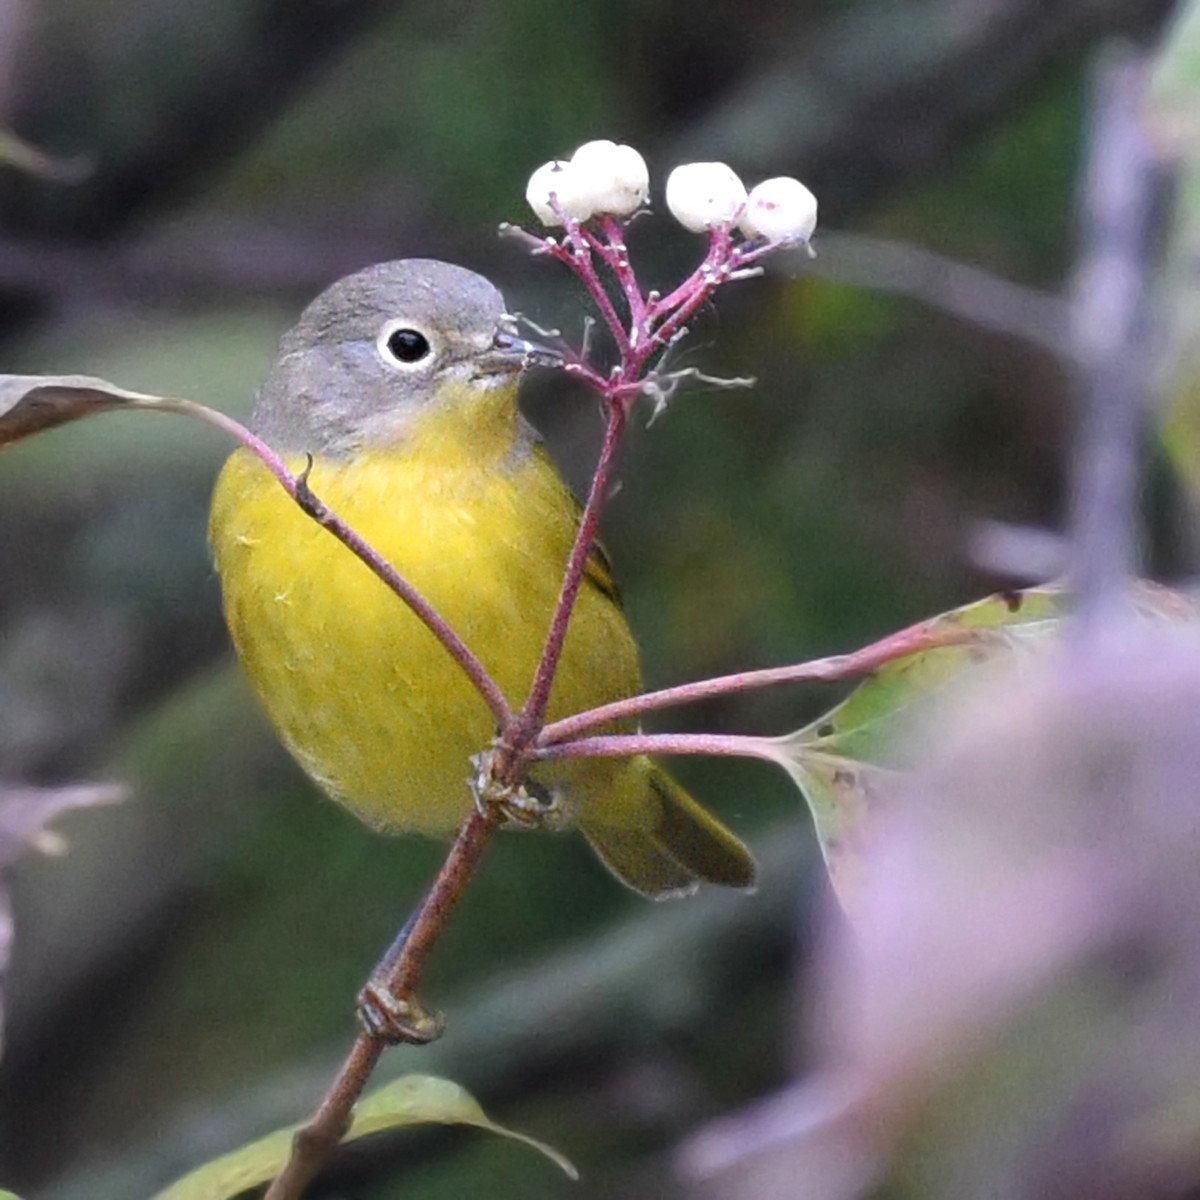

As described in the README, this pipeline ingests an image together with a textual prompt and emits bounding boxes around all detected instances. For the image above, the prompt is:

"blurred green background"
[0,0,1182,1196]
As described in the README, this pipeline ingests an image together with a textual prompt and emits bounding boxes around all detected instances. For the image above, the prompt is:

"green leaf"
[154,1073,577,1199]
[0,1189,25,1199]
[772,583,1199,908]
[789,586,1067,767]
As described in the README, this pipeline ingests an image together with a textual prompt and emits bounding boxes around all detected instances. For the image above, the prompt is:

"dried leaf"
[0,375,185,448]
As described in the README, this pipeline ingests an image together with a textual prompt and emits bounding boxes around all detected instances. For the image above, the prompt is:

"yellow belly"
[209,442,640,836]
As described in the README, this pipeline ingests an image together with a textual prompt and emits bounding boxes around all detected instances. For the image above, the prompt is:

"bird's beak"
[474,326,564,376]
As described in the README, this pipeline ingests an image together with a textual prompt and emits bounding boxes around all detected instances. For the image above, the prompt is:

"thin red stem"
[651,267,733,351]
[547,202,632,358]
[648,225,729,317]
[513,401,627,747]
[264,1037,383,1200]
[595,216,649,332]
[563,358,611,391]
[644,226,756,352]
[539,621,988,746]
[580,266,633,360]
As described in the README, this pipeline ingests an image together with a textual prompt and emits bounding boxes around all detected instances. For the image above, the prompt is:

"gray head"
[250,259,534,455]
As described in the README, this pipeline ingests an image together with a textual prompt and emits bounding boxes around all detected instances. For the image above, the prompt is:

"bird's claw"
[357,982,445,1045]
[469,749,567,830]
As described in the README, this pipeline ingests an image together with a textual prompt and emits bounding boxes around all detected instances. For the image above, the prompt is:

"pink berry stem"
[594,215,649,333]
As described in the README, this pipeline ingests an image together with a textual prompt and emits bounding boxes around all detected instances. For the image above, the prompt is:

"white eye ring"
[377,320,436,369]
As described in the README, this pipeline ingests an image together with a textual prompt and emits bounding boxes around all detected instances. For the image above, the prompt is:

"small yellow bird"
[209,259,755,898]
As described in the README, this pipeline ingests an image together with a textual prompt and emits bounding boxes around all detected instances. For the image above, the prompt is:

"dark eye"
[384,327,432,364]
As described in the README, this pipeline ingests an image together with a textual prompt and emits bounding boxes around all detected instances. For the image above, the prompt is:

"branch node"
[294,454,331,523]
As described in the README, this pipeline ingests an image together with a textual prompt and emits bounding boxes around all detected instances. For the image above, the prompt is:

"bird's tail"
[578,757,757,900]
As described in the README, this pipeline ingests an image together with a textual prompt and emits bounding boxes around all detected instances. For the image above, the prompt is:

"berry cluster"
[525,139,817,244]
[526,141,649,225]
[508,139,819,415]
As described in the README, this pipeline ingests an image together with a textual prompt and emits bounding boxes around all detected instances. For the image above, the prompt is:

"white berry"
[570,139,649,217]
[664,162,747,233]
[739,176,818,243]
[525,160,594,226]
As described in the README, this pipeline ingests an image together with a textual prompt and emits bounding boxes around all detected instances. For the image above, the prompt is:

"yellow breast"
[208,392,640,836]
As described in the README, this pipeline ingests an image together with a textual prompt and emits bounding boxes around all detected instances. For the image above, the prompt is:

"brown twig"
[368,805,498,1005]
[263,1037,384,1200]
[264,806,497,1199]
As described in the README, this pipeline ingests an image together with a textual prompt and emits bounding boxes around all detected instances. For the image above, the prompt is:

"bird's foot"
[357,981,445,1045]
[470,749,568,830]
